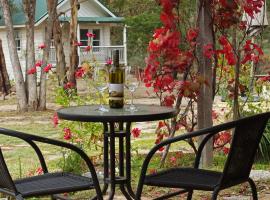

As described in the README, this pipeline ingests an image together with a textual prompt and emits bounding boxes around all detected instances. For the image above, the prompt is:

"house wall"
[0,25,45,80]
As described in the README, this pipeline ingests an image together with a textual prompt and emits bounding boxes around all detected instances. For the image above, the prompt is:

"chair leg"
[211,188,219,200]
[187,190,193,200]
[248,178,258,200]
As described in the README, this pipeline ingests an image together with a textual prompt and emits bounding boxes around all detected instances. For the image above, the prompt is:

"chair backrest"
[220,112,270,187]
[0,148,16,192]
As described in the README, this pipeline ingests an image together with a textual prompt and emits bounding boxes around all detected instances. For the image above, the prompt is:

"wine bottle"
[109,50,124,108]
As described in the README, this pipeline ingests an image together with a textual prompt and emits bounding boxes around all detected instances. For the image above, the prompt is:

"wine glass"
[125,66,141,111]
[92,66,109,112]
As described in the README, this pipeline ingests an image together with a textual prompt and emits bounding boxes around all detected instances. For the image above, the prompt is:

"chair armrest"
[0,128,102,198]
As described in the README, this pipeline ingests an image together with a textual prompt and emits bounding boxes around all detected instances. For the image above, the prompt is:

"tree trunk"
[0,39,11,97]
[54,17,67,86]
[197,0,214,167]
[0,0,28,111]
[232,30,240,120]
[38,0,58,110]
[68,0,79,87]
[23,0,38,111]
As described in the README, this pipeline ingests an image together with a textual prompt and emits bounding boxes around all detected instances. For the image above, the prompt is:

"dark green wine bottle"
[109,50,124,108]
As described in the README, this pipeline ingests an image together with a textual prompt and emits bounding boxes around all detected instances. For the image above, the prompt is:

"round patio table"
[57,104,177,200]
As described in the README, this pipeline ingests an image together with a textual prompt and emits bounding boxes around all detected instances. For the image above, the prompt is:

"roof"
[59,16,124,23]
[0,0,120,27]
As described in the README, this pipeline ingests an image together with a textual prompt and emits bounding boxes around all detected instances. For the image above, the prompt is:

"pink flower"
[52,113,58,128]
[27,67,37,75]
[106,58,112,65]
[38,43,46,49]
[84,46,92,52]
[43,63,52,73]
[35,60,43,67]
[86,32,95,38]
[74,41,82,46]
[36,167,43,175]
[63,128,72,140]
[131,128,141,138]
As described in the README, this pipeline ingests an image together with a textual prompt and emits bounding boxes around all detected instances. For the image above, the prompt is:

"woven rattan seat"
[144,168,222,190]
[15,172,94,197]
[136,112,270,200]
[0,128,103,200]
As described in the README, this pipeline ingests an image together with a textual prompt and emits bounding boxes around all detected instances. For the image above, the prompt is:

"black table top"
[57,104,177,123]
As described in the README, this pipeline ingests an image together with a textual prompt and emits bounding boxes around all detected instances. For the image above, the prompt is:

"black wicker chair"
[0,128,103,200]
[136,112,270,200]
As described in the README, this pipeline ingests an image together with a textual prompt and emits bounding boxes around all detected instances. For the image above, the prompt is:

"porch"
[49,45,127,66]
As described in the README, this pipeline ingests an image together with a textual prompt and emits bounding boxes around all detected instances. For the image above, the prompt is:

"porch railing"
[79,45,126,65]
[49,45,126,66]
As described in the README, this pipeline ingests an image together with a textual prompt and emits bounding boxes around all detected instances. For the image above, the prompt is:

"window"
[15,31,21,51]
[79,28,101,51]
[80,29,88,46]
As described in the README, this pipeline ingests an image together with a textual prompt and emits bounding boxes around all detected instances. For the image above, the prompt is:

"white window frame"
[79,28,101,47]
[14,31,21,51]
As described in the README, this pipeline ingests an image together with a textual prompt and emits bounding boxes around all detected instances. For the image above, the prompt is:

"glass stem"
[131,91,134,106]
[99,92,103,107]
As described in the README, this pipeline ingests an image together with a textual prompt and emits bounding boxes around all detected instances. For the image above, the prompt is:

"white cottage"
[0,0,127,79]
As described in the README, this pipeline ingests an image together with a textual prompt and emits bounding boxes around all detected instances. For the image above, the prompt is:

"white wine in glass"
[92,66,109,112]
[125,66,141,111]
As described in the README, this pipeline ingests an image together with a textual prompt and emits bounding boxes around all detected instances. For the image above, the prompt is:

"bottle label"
[109,84,124,100]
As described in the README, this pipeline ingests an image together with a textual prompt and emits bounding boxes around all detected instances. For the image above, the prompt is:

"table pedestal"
[102,122,135,200]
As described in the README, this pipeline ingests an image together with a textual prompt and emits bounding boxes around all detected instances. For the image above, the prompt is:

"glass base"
[125,104,138,112]
[96,105,109,112]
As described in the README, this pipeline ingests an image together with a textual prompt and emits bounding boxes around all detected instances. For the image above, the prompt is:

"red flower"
[38,43,46,49]
[52,113,58,128]
[131,128,141,138]
[222,147,230,155]
[86,32,95,38]
[158,121,165,129]
[36,167,43,175]
[163,95,175,107]
[35,60,43,67]
[187,28,198,43]
[158,146,165,152]
[43,64,52,73]
[27,67,37,75]
[63,128,72,140]
[106,58,112,65]
[203,43,215,59]
[84,46,92,52]
[75,67,85,78]
[64,82,75,90]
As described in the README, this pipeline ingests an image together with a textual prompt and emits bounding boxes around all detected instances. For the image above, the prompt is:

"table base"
[102,122,135,200]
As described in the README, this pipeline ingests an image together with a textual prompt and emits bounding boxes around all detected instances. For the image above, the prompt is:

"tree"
[0,39,11,99]
[0,0,28,111]
[54,15,67,86]
[68,0,79,87]
[196,0,214,167]
[38,0,58,110]
[23,0,38,111]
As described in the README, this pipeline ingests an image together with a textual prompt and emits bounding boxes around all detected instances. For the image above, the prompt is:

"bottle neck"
[113,50,120,68]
